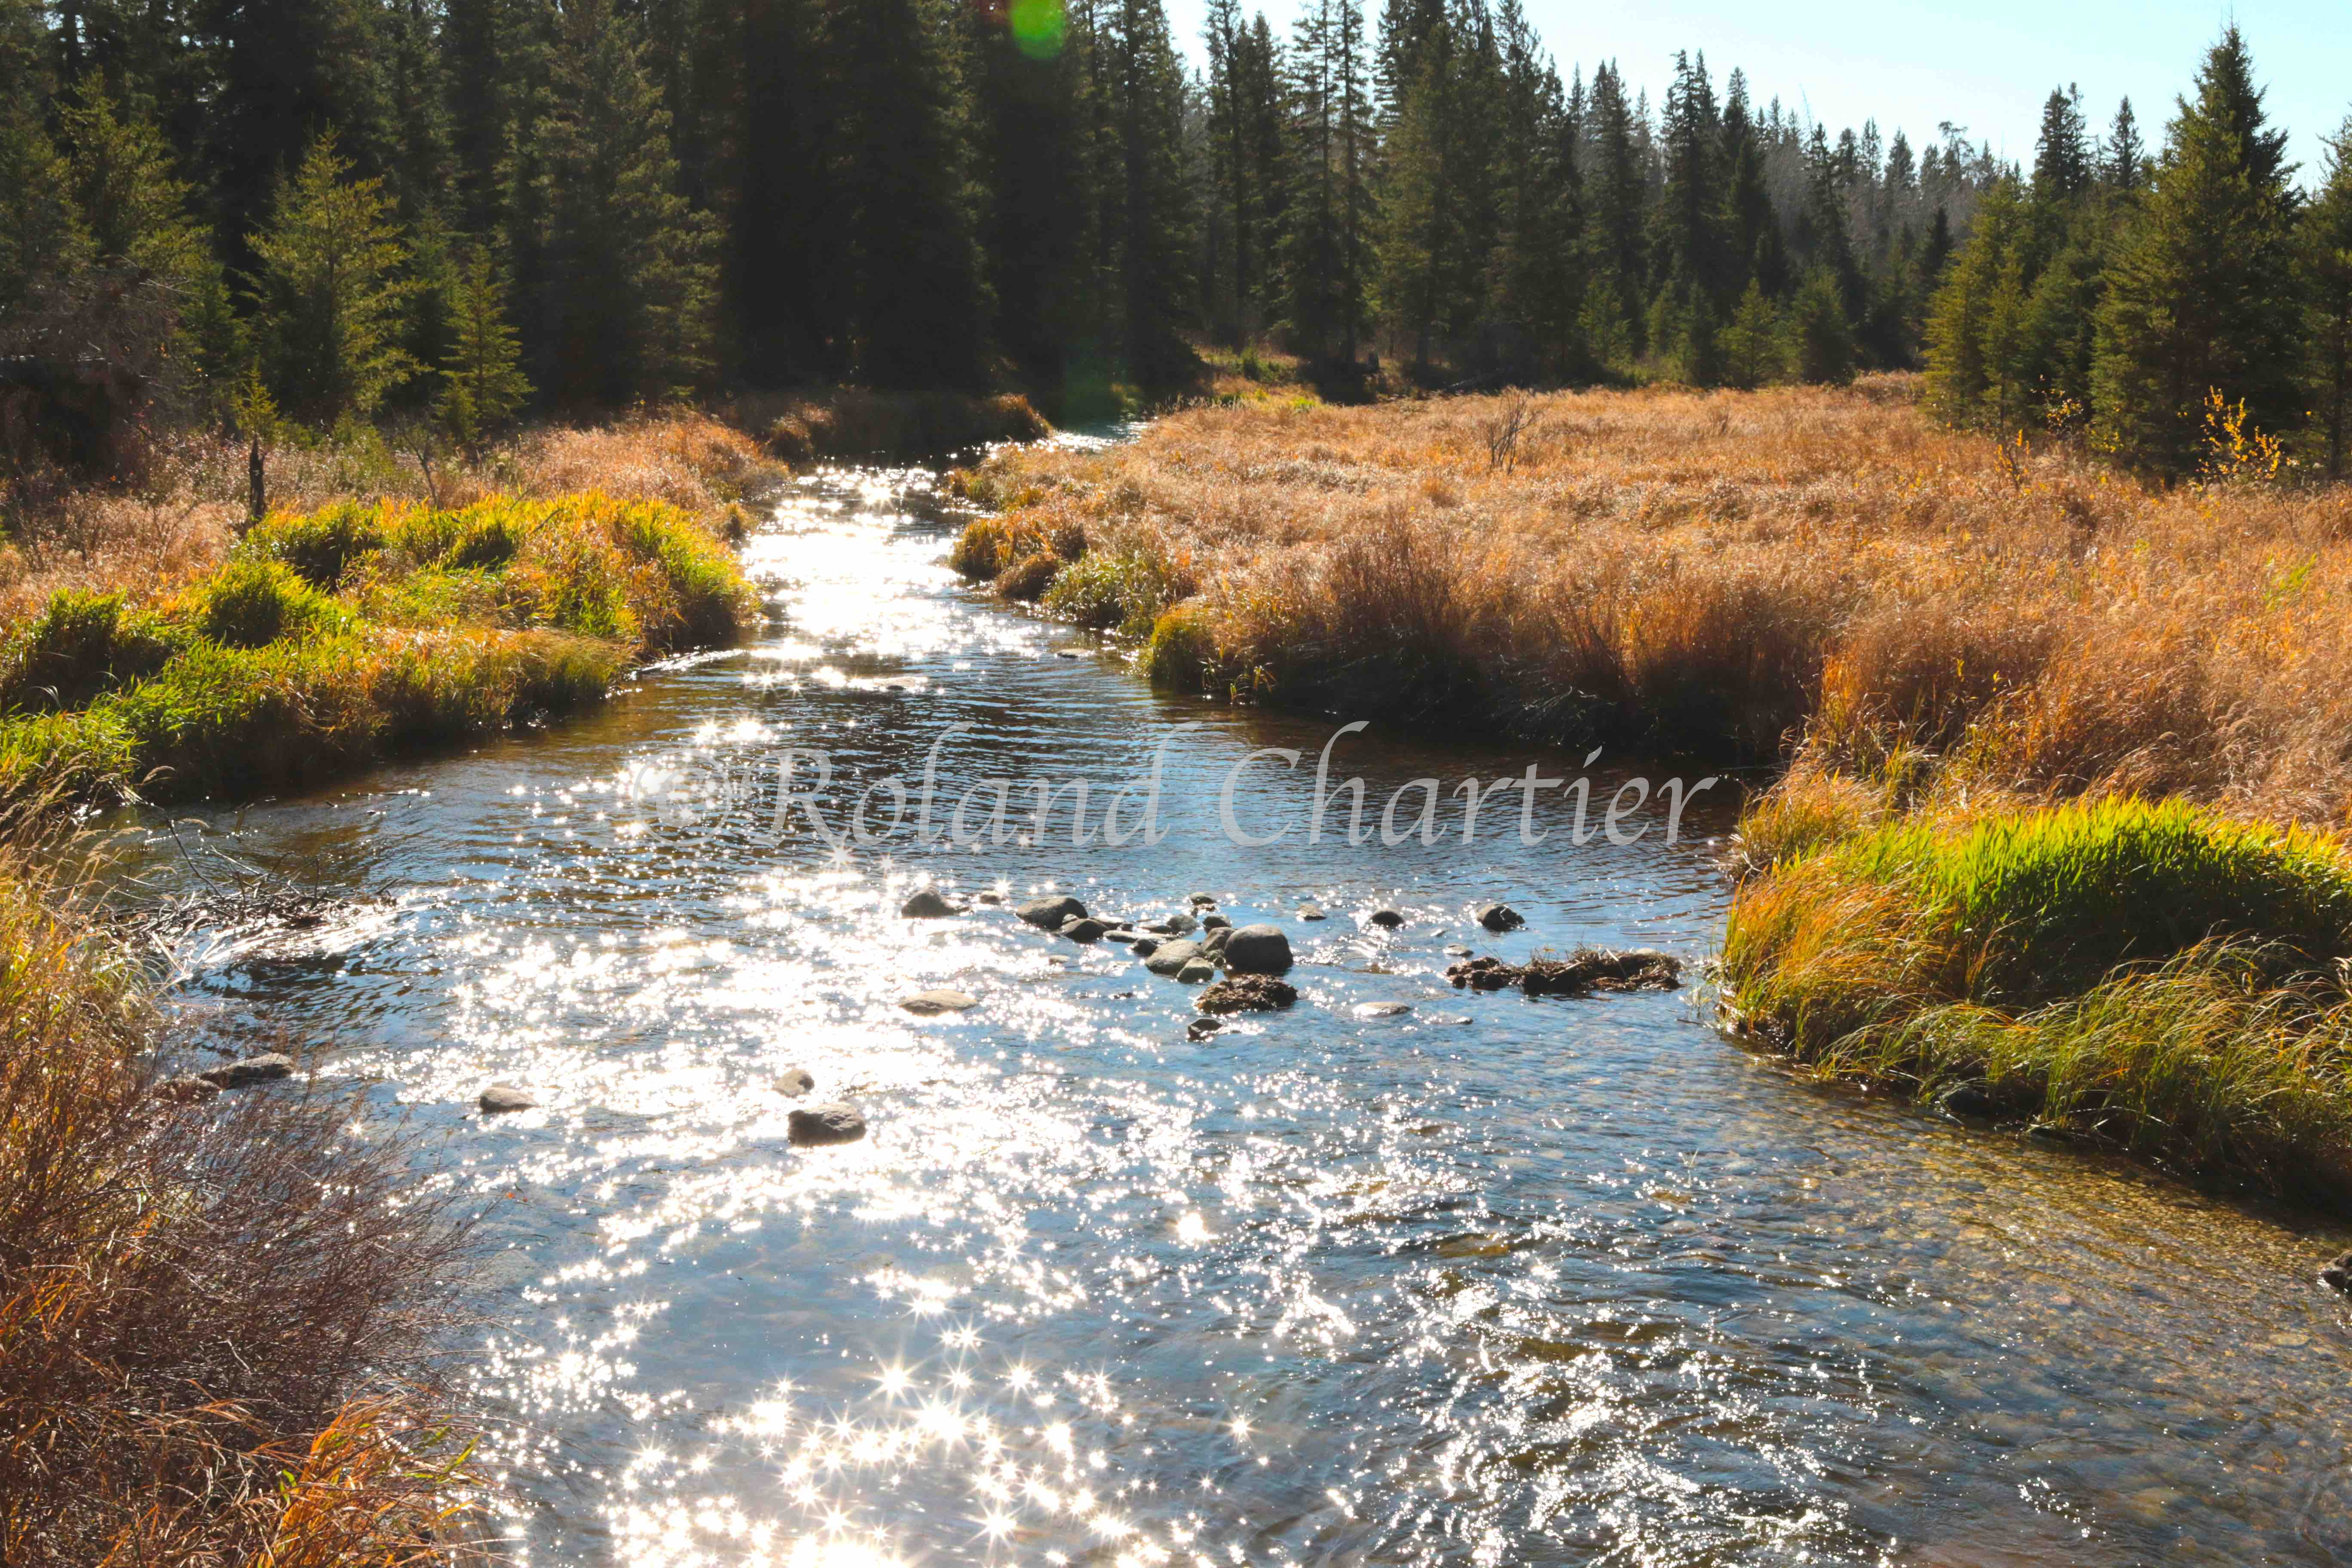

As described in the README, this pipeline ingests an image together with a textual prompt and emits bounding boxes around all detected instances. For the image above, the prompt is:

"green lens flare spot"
[1010,0,1065,58]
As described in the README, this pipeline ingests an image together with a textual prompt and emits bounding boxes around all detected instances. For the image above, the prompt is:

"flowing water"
[128,450,2352,1566]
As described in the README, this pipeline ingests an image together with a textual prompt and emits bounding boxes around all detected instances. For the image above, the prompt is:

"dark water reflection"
[120,452,2352,1566]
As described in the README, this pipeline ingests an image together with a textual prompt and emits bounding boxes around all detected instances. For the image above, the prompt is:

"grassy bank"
[955,379,2352,1205]
[0,858,472,1563]
[0,416,768,807]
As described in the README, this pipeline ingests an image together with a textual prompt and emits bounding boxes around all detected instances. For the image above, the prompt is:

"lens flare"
[1010,0,1066,60]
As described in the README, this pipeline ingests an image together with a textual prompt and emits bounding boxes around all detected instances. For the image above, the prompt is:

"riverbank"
[952,379,2352,1207]
[0,849,473,1563]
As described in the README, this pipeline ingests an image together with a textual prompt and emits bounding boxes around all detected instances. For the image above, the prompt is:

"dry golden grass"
[962,375,2352,826]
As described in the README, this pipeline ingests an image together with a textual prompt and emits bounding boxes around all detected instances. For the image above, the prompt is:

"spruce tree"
[530,0,720,404]
[1788,266,1856,384]
[2090,27,2301,475]
[247,132,420,425]
[820,0,987,389]
[2303,117,2352,478]
[438,244,530,450]
[2103,97,2147,193]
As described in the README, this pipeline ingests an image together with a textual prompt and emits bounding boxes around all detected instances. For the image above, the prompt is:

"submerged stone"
[1476,902,1525,931]
[200,1053,295,1090]
[1369,908,1405,929]
[900,888,959,918]
[1197,975,1299,1014]
[478,1084,539,1115]
[1353,1001,1412,1019]
[1295,903,1328,921]
[901,989,980,1015]
[1446,948,1681,996]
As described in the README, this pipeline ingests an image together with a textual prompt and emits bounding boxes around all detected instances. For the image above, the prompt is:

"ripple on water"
[125,462,2352,1567]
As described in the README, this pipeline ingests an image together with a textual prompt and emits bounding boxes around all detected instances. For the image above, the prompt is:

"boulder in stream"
[1017,895,1088,929]
[1060,916,1110,942]
[900,888,959,918]
[1369,908,1405,929]
[1476,902,1525,932]
[788,1103,868,1147]
[2322,1252,2352,1295]
[1353,1001,1412,1019]
[1144,940,1203,976]
[1177,959,1218,984]
[1295,903,1328,921]
[479,1084,539,1115]
[777,1066,816,1097]
[1222,924,1294,974]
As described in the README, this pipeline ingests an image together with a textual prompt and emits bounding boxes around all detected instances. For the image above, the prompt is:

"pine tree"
[2103,97,2147,194]
[2090,26,2301,475]
[2303,117,2352,478]
[529,0,720,404]
[438,244,530,450]
[969,0,1096,390]
[247,132,420,425]
[820,0,987,388]
[2031,85,2090,200]
[1104,0,1197,386]
[1788,267,1856,384]
[1719,278,1782,388]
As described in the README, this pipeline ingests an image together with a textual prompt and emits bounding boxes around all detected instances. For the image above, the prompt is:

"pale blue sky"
[1165,0,2352,181]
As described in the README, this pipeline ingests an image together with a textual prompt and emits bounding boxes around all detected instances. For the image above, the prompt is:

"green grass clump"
[1724,792,2352,1204]
[1039,549,1182,635]
[0,491,750,804]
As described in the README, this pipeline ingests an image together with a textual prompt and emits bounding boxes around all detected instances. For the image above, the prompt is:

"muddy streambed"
[116,452,2352,1565]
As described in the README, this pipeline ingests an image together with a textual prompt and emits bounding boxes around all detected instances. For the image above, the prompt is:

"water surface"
[135,454,2352,1566]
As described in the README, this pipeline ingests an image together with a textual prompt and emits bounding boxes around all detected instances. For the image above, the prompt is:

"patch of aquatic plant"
[0,491,750,802]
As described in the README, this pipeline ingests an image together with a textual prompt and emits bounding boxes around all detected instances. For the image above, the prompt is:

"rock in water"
[1177,959,1218,984]
[1017,895,1088,929]
[900,888,959,918]
[1186,1017,1224,1041]
[1198,975,1299,1013]
[1446,948,1681,996]
[1476,902,1524,931]
[901,989,980,1015]
[1939,1083,2000,1121]
[1131,936,1161,957]
[1200,913,1232,931]
[777,1067,816,1097]
[1295,903,1328,921]
[789,1103,867,1147]
[1222,924,1294,974]
[478,1084,539,1114]
[976,891,1004,905]
[153,1075,220,1103]
[199,1053,295,1090]
[1201,926,1234,957]
[1060,916,1109,941]
[1369,908,1405,929]
[1188,892,1218,907]
[1145,913,1198,936]
[1353,1001,1412,1019]
[1145,940,1204,976]
[1443,945,1473,957]
[2323,1252,2352,1295]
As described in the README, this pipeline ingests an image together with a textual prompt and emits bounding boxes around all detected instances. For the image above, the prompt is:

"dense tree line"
[1926,28,2352,478]
[6,0,2338,468]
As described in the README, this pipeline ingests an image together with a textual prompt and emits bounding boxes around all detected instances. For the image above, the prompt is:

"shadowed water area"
[119,448,2352,1566]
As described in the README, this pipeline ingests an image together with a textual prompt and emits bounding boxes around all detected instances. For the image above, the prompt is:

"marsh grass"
[0,490,752,803]
[1723,791,2352,1201]
[0,854,476,1565]
[955,377,2352,821]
